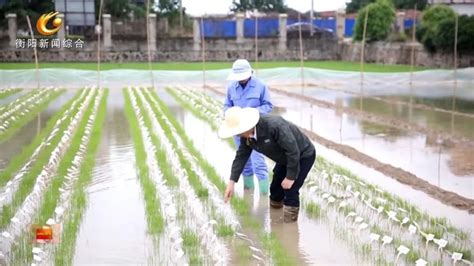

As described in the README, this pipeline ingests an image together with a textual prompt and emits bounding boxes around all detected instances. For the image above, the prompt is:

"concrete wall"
[1,37,472,68]
[340,41,474,68]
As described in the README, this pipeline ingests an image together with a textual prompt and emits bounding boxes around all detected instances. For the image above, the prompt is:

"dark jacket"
[230,114,315,182]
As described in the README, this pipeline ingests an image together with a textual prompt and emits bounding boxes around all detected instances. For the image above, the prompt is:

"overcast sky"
[182,0,351,16]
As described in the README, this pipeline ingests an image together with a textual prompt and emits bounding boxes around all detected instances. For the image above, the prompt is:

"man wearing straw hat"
[219,106,316,222]
[224,59,273,194]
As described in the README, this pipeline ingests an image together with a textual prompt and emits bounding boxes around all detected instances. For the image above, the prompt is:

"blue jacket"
[223,77,273,114]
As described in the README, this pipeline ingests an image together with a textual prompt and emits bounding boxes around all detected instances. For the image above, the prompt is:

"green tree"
[0,0,54,24]
[231,0,286,12]
[422,14,474,53]
[346,0,426,13]
[104,0,132,19]
[353,0,396,42]
[417,5,456,52]
[155,0,180,17]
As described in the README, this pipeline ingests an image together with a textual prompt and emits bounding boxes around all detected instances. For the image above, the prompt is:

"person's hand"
[224,180,235,203]
[281,178,295,190]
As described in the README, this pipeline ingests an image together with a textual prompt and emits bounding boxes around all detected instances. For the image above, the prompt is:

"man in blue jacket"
[223,59,273,194]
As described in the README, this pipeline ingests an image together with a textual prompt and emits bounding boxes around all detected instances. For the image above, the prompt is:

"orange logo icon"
[36,12,63,36]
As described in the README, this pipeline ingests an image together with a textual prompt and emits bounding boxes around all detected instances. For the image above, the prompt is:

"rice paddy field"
[0,64,473,265]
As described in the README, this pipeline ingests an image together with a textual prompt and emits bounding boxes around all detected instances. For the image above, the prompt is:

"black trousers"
[270,151,316,207]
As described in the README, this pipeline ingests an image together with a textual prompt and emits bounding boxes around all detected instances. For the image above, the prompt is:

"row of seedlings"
[301,156,472,265]
[0,88,90,209]
[154,87,296,265]
[29,89,108,265]
[0,88,98,263]
[125,87,186,264]
[0,88,64,141]
[0,88,21,100]
[12,89,107,265]
[131,87,233,264]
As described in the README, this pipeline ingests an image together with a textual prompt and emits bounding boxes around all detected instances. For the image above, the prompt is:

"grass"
[54,89,108,264]
[0,88,21,100]
[0,61,431,72]
[0,89,64,143]
[0,90,95,230]
[123,89,165,236]
[147,87,296,265]
[0,89,87,188]
[11,89,107,264]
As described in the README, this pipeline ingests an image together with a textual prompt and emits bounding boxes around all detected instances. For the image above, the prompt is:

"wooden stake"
[25,16,39,90]
[146,0,155,89]
[409,5,417,85]
[298,13,305,92]
[201,16,206,88]
[255,10,259,74]
[97,0,104,89]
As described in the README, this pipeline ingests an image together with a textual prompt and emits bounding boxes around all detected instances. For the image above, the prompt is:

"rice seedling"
[148,87,297,265]
[0,89,97,231]
[0,88,89,188]
[0,88,21,100]
[53,89,108,264]
[181,229,202,265]
[128,87,222,264]
[0,88,64,142]
[9,89,107,264]
[124,89,166,234]
[305,201,322,218]
[167,88,234,148]
[156,87,473,265]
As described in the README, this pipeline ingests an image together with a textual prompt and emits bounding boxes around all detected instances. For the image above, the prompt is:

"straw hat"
[218,107,260,139]
[227,59,253,81]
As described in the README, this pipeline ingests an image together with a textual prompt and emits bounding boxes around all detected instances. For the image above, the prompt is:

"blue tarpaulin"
[202,19,236,38]
[201,17,414,38]
[243,18,280,37]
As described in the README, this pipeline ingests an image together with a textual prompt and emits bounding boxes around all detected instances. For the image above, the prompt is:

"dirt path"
[206,86,474,214]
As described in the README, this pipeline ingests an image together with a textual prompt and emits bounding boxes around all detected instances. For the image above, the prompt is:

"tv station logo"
[32,224,61,244]
[36,11,63,36]
[15,11,85,50]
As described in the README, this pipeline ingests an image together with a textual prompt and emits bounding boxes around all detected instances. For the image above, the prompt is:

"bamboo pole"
[451,15,459,133]
[201,16,206,88]
[298,13,305,92]
[25,16,39,90]
[254,10,259,75]
[454,14,458,85]
[359,6,369,111]
[360,6,369,85]
[96,0,104,89]
[26,15,41,134]
[409,5,417,85]
[146,0,155,89]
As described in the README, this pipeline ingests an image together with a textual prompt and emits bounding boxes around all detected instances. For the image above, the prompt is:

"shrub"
[417,5,456,52]
[354,0,396,42]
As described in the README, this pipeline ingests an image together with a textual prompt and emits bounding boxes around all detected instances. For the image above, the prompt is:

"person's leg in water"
[283,151,316,222]
[234,136,254,189]
[269,163,286,209]
[251,150,269,194]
